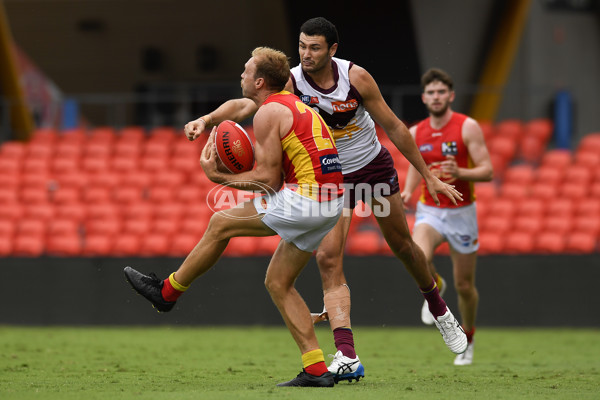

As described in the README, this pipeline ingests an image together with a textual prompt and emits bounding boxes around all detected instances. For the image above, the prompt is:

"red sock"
[161,278,184,302]
[305,361,328,376]
[464,326,476,343]
[421,279,447,319]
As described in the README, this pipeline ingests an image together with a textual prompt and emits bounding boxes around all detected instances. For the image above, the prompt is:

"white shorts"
[415,202,479,254]
[253,187,344,252]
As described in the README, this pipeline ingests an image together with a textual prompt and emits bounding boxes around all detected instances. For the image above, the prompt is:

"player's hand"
[399,190,412,211]
[184,117,208,141]
[441,155,459,178]
[425,176,463,206]
[200,127,218,177]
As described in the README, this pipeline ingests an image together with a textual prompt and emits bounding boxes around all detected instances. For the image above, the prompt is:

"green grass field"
[1,326,599,399]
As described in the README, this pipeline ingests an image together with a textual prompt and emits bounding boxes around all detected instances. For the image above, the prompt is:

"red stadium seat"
[345,230,382,255]
[575,199,600,217]
[0,157,21,174]
[560,182,588,200]
[85,218,122,236]
[113,186,144,204]
[0,219,16,237]
[147,186,175,203]
[139,233,170,256]
[478,120,495,141]
[0,141,26,159]
[121,216,151,235]
[574,150,600,169]
[84,141,113,159]
[0,203,24,221]
[149,126,178,143]
[152,218,180,235]
[529,183,558,199]
[119,170,153,189]
[46,233,82,256]
[513,215,543,234]
[540,149,572,168]
[88,172,120,189]
[168,233,198,256]
[0,187,18,203]
[82,187,112,204]
[503,232,534,253]
[51,156,80,174]
[82,234,113,256]
[48,218,80,236]
[54,140,82,158]
[572,216,600,235]
[18,219,47,236]
[86,203,120,220]
[111,234,142,256]
[535,165,564,184]
[563,164,592,184]
[224,236,262,257]
[31,128,58,144]
[26,141,53,160]
[24,202,55,221]
[564,232,597,254]
[518,136,546,163]
[118,126,146,143]
[591,182,600,197]
[534,232,566,254]
[140,156,169,171]
[153,171,186,188]
[576,132,600,153]
[81,157,110,174]
[546,199,574,217]
[143,140,171,158]
[487,198,516,217]
[0,234,13,256]
[480,215,512,234]
[89,126,116,143]
[477,231,504,254]
[54,171,87,190]
[154,202,184,221]
[543,216,573,234]
[179,215,210,236]
[19,187,50,206]
[502,164,536,186]
[54,203,87,222]
[516,198,545,217]
[12,234,45,256]
[488,136,517,162]
[495,119,524,142]
[524,118,553,143]
[500,182,529,201]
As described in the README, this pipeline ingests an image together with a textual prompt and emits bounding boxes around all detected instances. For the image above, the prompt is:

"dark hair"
[300,17,339,49]
[421,68,454,90]
[252,47,290,91]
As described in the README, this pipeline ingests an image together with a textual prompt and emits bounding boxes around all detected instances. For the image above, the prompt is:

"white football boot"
[434,308,468,354]
[454,340,474,365]
[327,351,365,383]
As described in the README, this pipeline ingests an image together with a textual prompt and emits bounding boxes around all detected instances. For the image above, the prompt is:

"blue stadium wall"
[2,255,599,327]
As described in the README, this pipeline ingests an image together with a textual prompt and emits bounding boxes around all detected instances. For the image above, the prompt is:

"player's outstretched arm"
[185,98,258,141]
[352,65,462,205]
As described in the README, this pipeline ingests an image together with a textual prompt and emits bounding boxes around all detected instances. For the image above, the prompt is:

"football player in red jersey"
[401,68,494,366]
[125,47,346,387]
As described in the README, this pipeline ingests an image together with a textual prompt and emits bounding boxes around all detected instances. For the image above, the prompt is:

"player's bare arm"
[185,98,258,141]
[400,125,425,207]
[440,118,493,182]
[350,65,462,206]
[200,104,285,193]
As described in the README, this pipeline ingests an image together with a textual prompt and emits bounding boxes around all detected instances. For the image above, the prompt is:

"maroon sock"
[333,328,356,358]
[161,278,184,302]
[421,279,447,319]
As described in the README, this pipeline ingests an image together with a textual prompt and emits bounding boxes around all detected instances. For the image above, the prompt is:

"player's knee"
[205,213,233,241]
[264,275,289,297]
[455,279,476,296]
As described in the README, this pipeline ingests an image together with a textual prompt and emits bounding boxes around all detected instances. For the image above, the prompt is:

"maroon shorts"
[343,146,400,209]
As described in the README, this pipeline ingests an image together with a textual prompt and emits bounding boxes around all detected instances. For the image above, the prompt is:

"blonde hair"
[251,47,290,91]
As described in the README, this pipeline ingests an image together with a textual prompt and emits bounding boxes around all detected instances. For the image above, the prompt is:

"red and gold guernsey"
[414,112,475,208]
[263,91,344,202]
